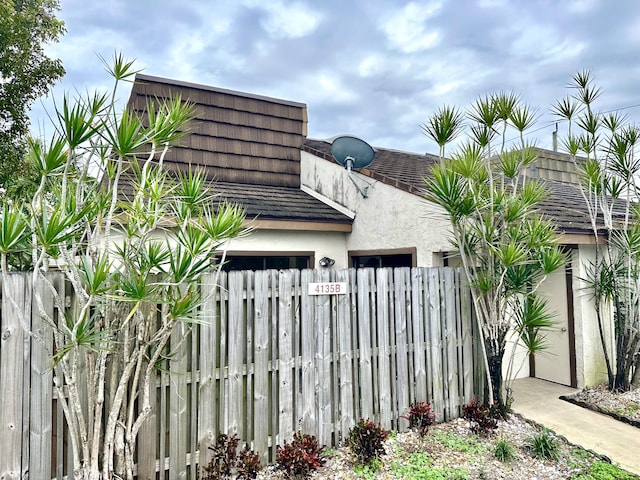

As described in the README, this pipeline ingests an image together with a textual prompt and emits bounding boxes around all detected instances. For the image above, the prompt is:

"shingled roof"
[126,75,351,229]
[303,138,605,236]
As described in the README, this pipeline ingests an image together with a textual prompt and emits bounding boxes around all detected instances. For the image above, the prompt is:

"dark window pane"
[351,254,412,269]
[222,255,310,272]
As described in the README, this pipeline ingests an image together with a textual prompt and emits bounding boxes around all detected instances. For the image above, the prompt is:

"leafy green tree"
[423,93,567,411]
[0,0,65,198]
[553,71,640,391]
[0,54,249,479]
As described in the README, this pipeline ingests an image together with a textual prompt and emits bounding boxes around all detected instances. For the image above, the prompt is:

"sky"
[29,0,640,155]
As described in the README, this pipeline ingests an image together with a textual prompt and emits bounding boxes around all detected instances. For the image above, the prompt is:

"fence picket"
[336,269,355,439]
[356,268,374,420]
[443,268,459,420]
[394,268,410,430]
[459,270,474,405]
[169,322,189,480]
[427,268,445,422]
[245,270,255,448]
[138,305,158,480]
[197,272,218,473]
[300,270,316,436]
[253,271,270,463]
[375,268,392,430]
[228,272,245,438]
[411,268,427,403]
[277,271,294,444]
[316,269,332,446]
[0,275,27,480]
[30,273,53,480]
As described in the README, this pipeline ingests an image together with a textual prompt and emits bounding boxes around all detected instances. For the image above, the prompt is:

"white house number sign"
[307,282,348,295]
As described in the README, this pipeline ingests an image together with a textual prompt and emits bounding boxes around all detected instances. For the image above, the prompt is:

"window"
[349,248,416,269]
[220,252,313,272]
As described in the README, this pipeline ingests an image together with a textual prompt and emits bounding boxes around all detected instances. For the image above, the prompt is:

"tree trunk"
[485,343,506,411]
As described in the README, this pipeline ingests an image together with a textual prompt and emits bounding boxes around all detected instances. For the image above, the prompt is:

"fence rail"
[0,267,481,479]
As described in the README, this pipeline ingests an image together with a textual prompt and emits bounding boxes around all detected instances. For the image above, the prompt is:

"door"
[532,264,575,386]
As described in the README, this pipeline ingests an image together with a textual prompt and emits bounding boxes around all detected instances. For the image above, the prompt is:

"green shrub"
[347,418,389,466]
[494,438,515,462]
[354,459,381,479]
[527,428,560,460]
[276,432,325,478]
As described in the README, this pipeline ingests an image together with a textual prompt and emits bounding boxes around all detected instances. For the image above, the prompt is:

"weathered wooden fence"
[0,267,482,479]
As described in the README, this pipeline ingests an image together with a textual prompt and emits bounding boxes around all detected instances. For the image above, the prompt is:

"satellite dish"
[331,135,376,171]
[330,135,376,198]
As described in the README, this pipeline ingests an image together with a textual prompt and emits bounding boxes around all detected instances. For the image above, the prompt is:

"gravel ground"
[255,386,640,480]
[569,384,640,424]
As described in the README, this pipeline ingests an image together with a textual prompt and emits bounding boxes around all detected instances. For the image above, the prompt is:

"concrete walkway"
[511,377,640,476]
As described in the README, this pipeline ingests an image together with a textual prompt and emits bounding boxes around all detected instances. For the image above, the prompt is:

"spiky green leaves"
[146,94,195,147]
[0,203,29,255]
[421,105,464,154]
[57,91,108,149]
[513,295,556,354]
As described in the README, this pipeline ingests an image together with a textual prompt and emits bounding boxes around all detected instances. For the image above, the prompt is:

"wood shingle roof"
[127,75,351,229]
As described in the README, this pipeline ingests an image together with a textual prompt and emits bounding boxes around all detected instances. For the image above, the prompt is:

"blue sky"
[30,0,640,154]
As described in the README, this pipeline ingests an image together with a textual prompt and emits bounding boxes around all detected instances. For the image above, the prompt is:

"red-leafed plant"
[276,432,326,478]
[347,418,389,466]
[402,401,436,437]
[236,444,262,479]
[201,433,262,479]
[462,398,500,436]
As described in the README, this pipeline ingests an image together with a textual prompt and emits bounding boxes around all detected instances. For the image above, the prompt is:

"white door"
[533,266,573,386]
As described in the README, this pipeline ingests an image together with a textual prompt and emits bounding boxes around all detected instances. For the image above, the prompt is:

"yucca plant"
[424,92,567,411]
[553,71,640,392]
[0,53,249,479]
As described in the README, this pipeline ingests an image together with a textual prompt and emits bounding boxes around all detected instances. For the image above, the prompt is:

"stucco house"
[127,74,611,390]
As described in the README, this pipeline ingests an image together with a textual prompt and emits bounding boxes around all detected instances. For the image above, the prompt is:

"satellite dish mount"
[330,135,376,198]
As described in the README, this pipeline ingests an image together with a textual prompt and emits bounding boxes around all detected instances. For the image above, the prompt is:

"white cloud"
[565,0,598,14]
[314,73,358,104]
[243,1,323,39]
[510,25,586,63]
[358,54,385,77]
[380,2,442,53]
[477,0,508,7]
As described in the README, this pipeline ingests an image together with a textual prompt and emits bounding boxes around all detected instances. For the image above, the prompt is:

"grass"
[573,461,639,480]
[430,430,487,456]
[613,401,640,418]
[391,452,469,480]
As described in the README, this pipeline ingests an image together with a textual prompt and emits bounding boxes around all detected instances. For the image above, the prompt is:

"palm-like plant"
[553,71,640,391]
[424,92,566,410]
[0,53,250,479]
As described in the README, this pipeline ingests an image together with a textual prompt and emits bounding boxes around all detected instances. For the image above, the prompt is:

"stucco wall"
[301,151,453,267]
[572,245,611,387]
[223,228,348,269]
